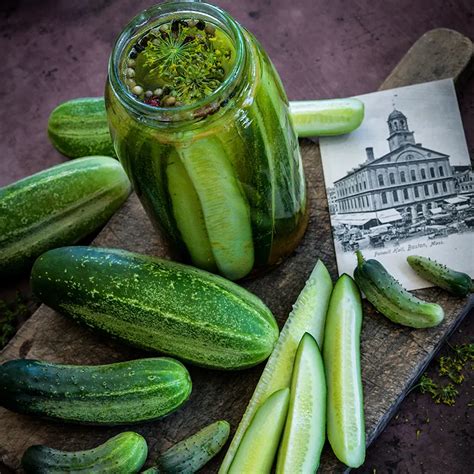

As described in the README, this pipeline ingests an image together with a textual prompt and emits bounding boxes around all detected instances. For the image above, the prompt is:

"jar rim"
[108,1,246,122]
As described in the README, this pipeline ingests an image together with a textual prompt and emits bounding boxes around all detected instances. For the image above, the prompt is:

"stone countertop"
[0,1,473,472]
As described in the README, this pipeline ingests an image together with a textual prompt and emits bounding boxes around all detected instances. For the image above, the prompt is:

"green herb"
[141,21,231,104]
[418,374,458,406]
[0,292,32,348]
[416,343,473,406]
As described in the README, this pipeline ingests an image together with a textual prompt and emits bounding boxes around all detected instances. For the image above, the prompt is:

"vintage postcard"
[320,78,473,290]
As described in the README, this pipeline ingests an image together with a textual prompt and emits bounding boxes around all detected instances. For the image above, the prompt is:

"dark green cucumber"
[147,420,230,473]
[0,156,131,278]
[178,137,254,280]
[407,255,473,297]
[22,431,147,473]
[48,97,116,158]
[354,251,444,328]
[0,358,191,424]
[31,247,278,370]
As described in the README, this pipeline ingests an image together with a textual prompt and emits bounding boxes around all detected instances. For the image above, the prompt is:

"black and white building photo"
[320,79,473,290]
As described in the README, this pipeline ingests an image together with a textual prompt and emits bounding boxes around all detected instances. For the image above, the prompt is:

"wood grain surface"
[0,28,473,472]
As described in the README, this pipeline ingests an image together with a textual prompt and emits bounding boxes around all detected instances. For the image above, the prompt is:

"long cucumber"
[178,138,254,280]
[290,99,365,137]
[166,150,217,272]
[276,333,326,473]
[228,388,290,474]
[48,97,363,161]
[324,274,365,468]
[354,251,444,328]
[407,255,472,297]
[146,420,230,474]
[0,358,191,424]
[219,260,333,472]
[22,432,147,473]
[0,156,131,278]
[31,246,278,370]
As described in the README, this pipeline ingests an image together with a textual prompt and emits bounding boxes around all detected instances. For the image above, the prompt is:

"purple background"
[1,1,473,472]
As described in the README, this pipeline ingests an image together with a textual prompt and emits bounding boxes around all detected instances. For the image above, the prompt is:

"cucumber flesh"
[219,260,333,473]
[323,274,365,468]
[166,150,217,272]
[154,420,230,474]
[228,388,290,474]
[276,333,326,473]
[178,138,254,280]
[289,99,364,137]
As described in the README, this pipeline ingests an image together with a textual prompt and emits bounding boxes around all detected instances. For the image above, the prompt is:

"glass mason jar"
[105,1,308,280]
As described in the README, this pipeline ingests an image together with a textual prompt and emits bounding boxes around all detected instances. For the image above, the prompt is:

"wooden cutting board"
[1,28,473,473]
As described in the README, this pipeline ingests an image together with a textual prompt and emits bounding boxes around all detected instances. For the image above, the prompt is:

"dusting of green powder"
[123,18,235,107]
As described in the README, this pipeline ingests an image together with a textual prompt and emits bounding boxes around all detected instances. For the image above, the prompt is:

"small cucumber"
[354,251,444,328]
[0,156,131,278]
[289,98,365,137]
[276,333,326,473]
[48,97,117,158]
[228,388,290,474]
[149,420,230,473]
[31,246,278,370]
[324,274,365,468]
[407,255,473,297]
[220,260,333,473]
[21,431,147,473]
[0,358,191,424]
[178,138,254,280]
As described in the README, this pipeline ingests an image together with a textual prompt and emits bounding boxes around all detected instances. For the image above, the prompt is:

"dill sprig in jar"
[106,0,308,280]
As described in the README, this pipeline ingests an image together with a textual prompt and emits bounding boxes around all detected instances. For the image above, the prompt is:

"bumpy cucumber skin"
[228,388,290,474]
[276,333,326,474]
[220,260,333,473]
[48,97,116,158]
[22,431,147,473]
[0,156,131,278]
[0,358,191,424]
[323,274,365,468]
[31,246,278,370]
[407,255,473,297]
[152,420,230,474]
[354,251,444,328]
[289,99,364,137]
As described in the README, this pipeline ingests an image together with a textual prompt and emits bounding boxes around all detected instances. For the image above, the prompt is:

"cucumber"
[166,150,217,272]
[31,246,278,370]
[149,420,230,473]
[0,358,191,424]
[354,251,444,328]
[21,431,147,473]
[276,333,326,473]
[289,99,365,137]
[0,156,131,278]
[48,97,116,158]
[49,97,363,158]
[407,255,473,297]
[219,260,333,472]
[228,388,290,474]
[178,138,254,280]
[323,274,365,468]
